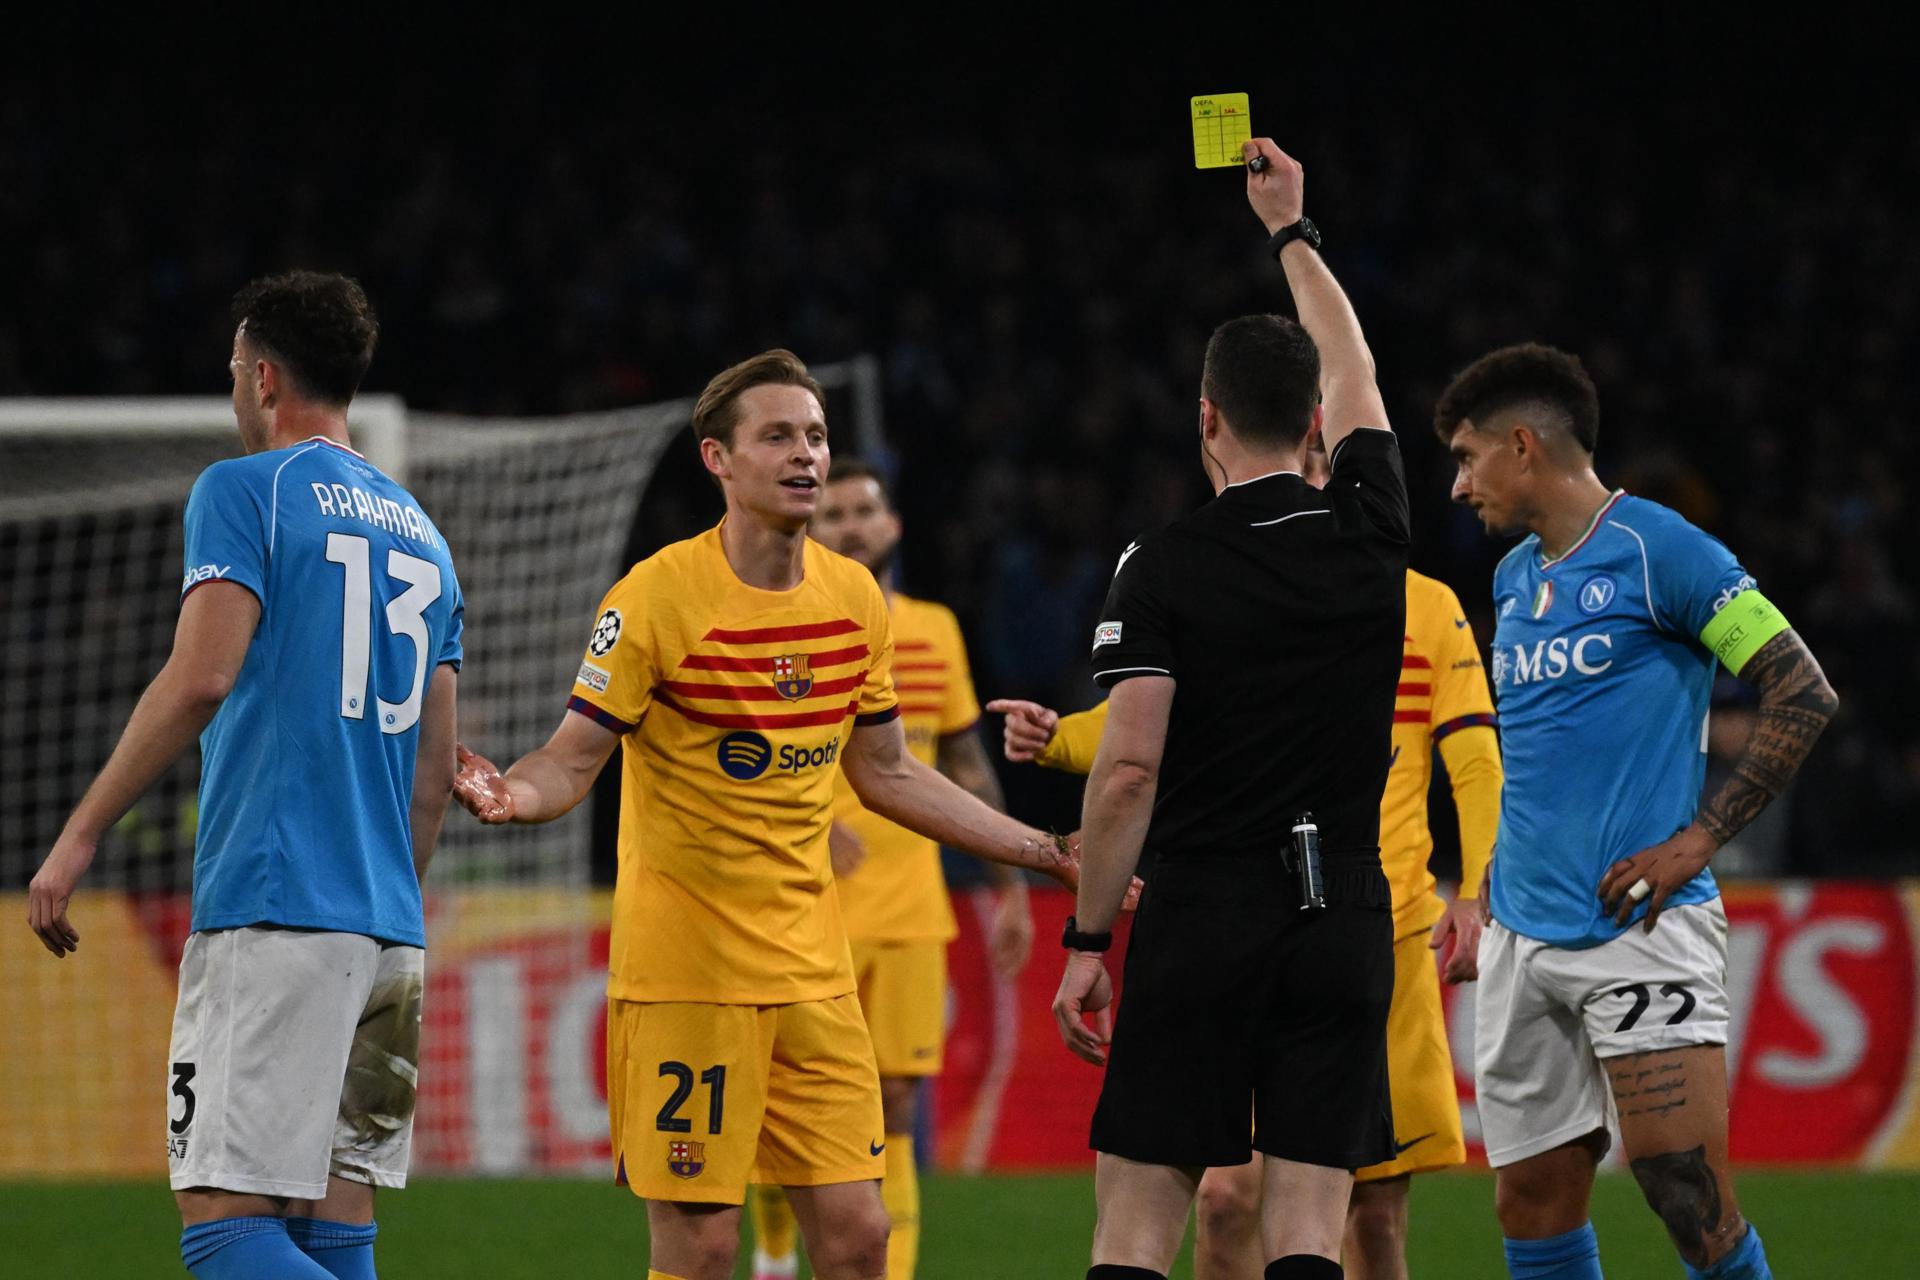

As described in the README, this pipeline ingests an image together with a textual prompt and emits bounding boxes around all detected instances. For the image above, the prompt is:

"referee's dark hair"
[1200,314,1322,447]
[1434,343,1601,454]
[230,271,379,406]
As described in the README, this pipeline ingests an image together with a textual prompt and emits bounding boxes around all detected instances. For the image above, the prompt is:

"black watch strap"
[1267,216,1322,259]
[1061,915,1113,952]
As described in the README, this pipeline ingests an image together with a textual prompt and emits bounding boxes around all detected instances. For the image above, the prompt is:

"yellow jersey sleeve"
[856,574,899,723]
[569,572,658,731]
[1426,581,1502,899]
[1036,699,1108,776]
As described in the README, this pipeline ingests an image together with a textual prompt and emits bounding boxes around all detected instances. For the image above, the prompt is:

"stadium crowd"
[2,72,1912,873]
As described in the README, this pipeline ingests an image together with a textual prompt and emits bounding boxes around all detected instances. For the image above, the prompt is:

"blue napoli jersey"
[1489,492,1754,948]
[181,436,463,946]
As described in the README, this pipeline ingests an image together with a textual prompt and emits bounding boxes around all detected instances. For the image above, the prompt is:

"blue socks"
[180,1217,334,1277]
[1504,1222,1603,1279]
[1685,1224,1771,1280]
[286,1218,379,1280]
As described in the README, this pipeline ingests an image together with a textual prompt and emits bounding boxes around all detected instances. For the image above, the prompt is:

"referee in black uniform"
[1053,139,1409,1280]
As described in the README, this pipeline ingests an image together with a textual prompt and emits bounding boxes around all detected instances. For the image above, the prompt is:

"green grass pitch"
[5,1171,1910,1275]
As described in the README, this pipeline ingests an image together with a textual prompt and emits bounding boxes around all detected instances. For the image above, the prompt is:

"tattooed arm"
[1599,629,1839,930]
[1695,629,1840,842]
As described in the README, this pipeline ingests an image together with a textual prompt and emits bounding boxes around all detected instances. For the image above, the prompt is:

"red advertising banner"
[6,881,1920,1177]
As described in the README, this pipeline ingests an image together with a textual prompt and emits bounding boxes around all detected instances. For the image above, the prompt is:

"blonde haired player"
[990,449,1502,1280]
[746,458,1034,1280]
[452,350,1092,1280]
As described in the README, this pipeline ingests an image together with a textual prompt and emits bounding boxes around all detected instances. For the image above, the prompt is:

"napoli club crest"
[772,653,813,701]
[668,1140,705,1178]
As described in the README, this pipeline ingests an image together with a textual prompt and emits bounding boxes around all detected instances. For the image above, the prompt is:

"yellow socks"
[748,1182,799,1274]
[882,1133,920,1280]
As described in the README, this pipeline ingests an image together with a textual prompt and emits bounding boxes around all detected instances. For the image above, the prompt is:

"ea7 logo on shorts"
[717,731,773,780]
[1093,621,1123,648]
[667,1140,705,1178]
[1577,574,1616,616]
[588,608,623,657]
[181,564,231,590]
[576,661,610,694]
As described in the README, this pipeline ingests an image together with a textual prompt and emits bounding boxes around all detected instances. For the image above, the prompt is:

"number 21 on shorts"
[656,1061,727,1134]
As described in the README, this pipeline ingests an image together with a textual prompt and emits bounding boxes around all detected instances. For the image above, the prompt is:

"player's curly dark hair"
[1434,343,1600,453]
[1201,314,1321,447]
[230,270,379,406]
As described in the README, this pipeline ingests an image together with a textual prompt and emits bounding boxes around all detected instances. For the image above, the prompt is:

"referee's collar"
[1220,469,1299,491]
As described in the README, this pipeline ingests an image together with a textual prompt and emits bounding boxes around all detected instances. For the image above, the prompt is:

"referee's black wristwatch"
[1267,217,1321,259]
[1061,915,1113,952]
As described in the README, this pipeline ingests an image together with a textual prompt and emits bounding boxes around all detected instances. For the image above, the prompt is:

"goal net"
[0,357,883,1176]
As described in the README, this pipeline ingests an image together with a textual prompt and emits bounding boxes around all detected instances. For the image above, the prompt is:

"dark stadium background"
[3,18,1913,885]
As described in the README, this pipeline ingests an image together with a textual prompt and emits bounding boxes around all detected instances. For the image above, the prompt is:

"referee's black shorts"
[1089,846,1395,1171]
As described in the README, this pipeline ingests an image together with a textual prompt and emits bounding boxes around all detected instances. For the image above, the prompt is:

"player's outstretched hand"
[1430,893,1485,984]
[1053,950,1115,1065]
[1242,138,1304,236]
[27,835,93,958]
[828,821,868,878]
[1598,826,1718,933]
[1045,830,1145,911]
[452,744,516,824]
[985,698,1059,763]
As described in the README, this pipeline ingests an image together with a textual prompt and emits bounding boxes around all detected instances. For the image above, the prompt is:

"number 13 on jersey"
[325,531,443,735]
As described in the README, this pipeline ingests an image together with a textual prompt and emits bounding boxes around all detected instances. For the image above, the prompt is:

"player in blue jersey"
[26,271,463,1280]
[1438,344,1837,1280]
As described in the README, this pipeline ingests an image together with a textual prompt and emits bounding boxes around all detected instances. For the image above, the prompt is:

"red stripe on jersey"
[661,672,866,703]
[679,643,869,673]
[656,690,858,730]
[894,640,935,652]
[702,619,860,644]
[1402,655,1432,670]
[894,682,948,693]
[893,660,949,672]
[1396,682,1432,697]
[1393,710,1431,724]
[898,703,947,715]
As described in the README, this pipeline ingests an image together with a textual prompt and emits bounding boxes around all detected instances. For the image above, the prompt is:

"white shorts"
[167,927,424,1198]
[1474,899,1730,1168]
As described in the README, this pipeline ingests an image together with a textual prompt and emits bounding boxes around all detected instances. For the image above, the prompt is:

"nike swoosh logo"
[1393,1132,1434,1155]
[1454,617,1469,629]
[870,1141,886,1157]
[1112,541,1142,579]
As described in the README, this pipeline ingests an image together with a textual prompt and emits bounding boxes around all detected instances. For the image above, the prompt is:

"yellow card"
[1191,93,1252,169]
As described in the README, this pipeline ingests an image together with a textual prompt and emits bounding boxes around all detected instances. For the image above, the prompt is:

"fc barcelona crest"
[772,653,813,701]
[668,1140,705,1179]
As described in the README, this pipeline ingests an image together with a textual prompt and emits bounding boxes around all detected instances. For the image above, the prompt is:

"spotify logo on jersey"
[717,731,773,780]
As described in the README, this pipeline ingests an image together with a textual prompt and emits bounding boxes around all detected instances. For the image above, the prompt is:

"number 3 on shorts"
[655,1061,727,1135]
[1609,982,1696,1033]
[169,1062,197,1134]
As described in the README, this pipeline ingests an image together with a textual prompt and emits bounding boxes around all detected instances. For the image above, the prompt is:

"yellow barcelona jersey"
[1381,570,1501,938]
[1040,570,1501,940]
[568,523,899,1005]
[831,593,982,943]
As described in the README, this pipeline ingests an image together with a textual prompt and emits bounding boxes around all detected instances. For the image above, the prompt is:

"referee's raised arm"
[1243,137,1390,454]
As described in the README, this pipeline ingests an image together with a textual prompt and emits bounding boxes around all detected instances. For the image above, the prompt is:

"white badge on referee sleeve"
[1094,622,1123,648]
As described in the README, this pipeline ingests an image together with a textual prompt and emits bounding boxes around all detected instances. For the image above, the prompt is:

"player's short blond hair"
[692,349,826,447]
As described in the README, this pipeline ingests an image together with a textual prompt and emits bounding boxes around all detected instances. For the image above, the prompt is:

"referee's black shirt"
[1089,428,1409,865]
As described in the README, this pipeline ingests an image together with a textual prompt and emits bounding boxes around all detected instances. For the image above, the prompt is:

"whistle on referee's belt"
[1286,813,1327,911]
